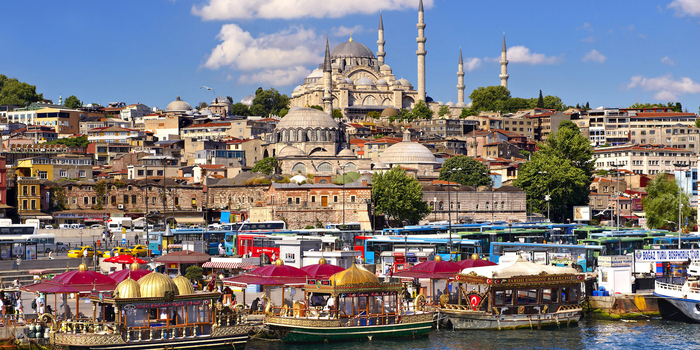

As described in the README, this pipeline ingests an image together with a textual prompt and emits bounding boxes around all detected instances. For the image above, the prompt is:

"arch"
[402,96,414,109]
[344,162,357,170]
[263,149,269,158]
[382,98,393,106]
[289,129,296,142]
[318,179,328,184]
[485,202,490,210]
[297,129,304,142]
[501,201,505,209]
[307,129,314,141]
[309,147,328,156]
[439,201,444,210]
[316,129,322,142]
[317,162,333,173]
[363,95,377,106]
[292,163,307,173]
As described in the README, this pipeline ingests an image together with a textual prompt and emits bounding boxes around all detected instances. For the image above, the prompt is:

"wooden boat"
[47,271,251,350]
[265,264,434,343]
[439,257,584,330]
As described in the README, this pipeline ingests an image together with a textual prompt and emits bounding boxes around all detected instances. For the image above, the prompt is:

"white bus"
[106,217,132,235]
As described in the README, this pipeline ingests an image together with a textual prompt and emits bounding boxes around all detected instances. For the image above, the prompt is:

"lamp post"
[610,163,625,231]
[445,167,461,260]
[433,196,437,222]
[145,164,149,250]
[538,171,549,222]
[673,161,688,249]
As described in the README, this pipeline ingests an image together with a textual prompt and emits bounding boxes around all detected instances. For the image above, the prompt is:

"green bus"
[579,237,644,256]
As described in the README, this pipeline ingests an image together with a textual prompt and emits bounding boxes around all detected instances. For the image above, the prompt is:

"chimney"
[362,180,367,186]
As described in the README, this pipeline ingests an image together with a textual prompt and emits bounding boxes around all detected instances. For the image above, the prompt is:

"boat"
[654,260,700,323]
[438,257,584,330]
[47,271,252,350]
[264,264,435,343]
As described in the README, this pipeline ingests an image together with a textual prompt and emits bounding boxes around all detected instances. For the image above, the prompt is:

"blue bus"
[489,242,603,272]
[148,229,231,256]
[644,235,700,250]
[364,236,482,264]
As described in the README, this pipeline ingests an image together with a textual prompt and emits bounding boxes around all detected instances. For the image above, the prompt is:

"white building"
[593,144,695,175]
[120,103,150,123]
[87,126,144,144]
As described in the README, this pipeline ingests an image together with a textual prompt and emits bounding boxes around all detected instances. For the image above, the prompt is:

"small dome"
[130,262,141,271]
[330,264,380,287]
[376,79,388,86]
[356,78,375,86]
[456,102,467,107]
[278,146,306,158]
[78,263,88,272]
[293,85,303,92]
[138,272,179,298]
[274,259,284,266]
[212,95,229,104]
[241,94,255,107]
[381,107,398,117]
[318,258,327,265]
[437,101,444,106]
[378,130,438,165]
[330,41,376,59]
[337,148,354,157]
[290,174,307,183]
[276,107,339,129]
[344,78,354,84]
[446,101,455,107]
[115,278,141,299]
[172,275,195,295]
[380,64,392,71]
[165,96,192,113]
[307,68,323,79]
[392,80,402,86]
[398,79,412,87]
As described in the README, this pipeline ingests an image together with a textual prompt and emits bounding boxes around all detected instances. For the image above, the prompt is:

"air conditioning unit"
[118,204,124,210]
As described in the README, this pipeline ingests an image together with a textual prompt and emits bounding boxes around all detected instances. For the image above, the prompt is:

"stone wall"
[423,188,527,223]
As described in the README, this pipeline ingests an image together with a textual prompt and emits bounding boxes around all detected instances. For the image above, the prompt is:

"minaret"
[456,48,466,107]
[416,0,427,102]
[377,11,386,64]
[499,32,509,89]
[322,37,333,115]
[58,93,63,106]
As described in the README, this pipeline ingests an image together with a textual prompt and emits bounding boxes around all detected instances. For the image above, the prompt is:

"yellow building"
[34,108,80,135]
[15,155,92,181]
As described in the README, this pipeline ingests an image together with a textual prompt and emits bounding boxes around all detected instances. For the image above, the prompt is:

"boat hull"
[266,313,434,343]
[440,309,582,330]
[654,293,700,323]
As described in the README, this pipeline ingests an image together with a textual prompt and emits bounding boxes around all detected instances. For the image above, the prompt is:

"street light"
[445,167,462,260]
[433,196,437,222]
[673,161,689,249]
[538,171,550,222]
[610,163,625,231]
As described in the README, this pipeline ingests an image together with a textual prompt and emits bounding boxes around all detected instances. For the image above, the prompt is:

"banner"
[634,249,700,262]
[573,206,591,221]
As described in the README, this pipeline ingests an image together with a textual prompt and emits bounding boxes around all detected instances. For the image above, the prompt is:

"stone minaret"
[499,32,509,89]
[456,48,466,107]
[322,37,333,114]
[416,0,427,102]
[377,11,386,64]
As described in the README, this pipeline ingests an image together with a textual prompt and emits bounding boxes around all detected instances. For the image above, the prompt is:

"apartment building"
[593,144,695,175]
[87,126,144,144]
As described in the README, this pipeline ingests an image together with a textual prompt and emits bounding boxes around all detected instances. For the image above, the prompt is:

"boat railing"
[268,306,431,326]
[124,323,212,342]
[656,280,700,294]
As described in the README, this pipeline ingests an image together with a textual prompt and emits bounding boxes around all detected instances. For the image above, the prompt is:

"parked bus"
[0,224,38,236]
[579,237,644,255]
[643,235,700,250]
[237,221,287,233]
[147,229,230,256]
[326,222,362,231]
[363,236,481,264]
[489,242,603,272]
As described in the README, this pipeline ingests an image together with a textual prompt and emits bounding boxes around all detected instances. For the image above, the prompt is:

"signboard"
[121,238,126,245]
[598,255,632,267]
[573,206,591,221]
[634,249,700,262]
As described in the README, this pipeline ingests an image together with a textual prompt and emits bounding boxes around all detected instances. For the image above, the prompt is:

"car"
[56,242,68,252]
[90,224,104,230]
[67,246,103,259]
[102,247,133,258]
[43,225,54,229]
[129,245,148,257]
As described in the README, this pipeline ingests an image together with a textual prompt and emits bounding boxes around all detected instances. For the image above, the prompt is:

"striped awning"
[202,261,252,269]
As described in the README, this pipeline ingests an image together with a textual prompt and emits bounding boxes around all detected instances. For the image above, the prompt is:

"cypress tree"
[536,90,544,108]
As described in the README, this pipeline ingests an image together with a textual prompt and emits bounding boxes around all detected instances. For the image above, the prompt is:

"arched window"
[485,202,490,210]
[298,129,304,142]
[292,163,307,173]
[307,129,313,141]
[289,130,295,142]
[501,201,505,209]
[476,204,479,210]
[344,162,357,170]
[317,162,333,173]
[382,98,392,106]
[282,130,289,142]
[363,95,377,105]
[457,202,461,210]
[439,201,444,210]
[316,129,322,141]
[319,179,328,184]
[450,202,453,210]
[320,130,327,141]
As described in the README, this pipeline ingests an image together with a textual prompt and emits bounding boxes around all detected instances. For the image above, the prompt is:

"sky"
[1,0,700,112]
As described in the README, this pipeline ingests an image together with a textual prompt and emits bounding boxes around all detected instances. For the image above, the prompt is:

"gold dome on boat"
[138,272,179,298]
[78,263,88,271]
[274,259,284,266]
[172,275,195,295]
[115,278,141,299]
[330,264,379,287]
[318,258,327,265]
[130,262,141,270]
[434,255,443,262]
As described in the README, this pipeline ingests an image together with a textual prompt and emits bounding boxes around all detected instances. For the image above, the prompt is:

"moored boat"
[655,260,700,323]
[264,264,434,343]
[439,257,584,330]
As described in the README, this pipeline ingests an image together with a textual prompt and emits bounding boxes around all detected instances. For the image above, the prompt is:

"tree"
[230,103,250,116]
[309,105,323,111]
[0,78,43,106]
[44,135,89,148]
[252,157,278,175]
[538,120,595,178]
[519,150,531,159]
[469,86,510,112]
[695,119,700,129]
[197,102,208,109]
[438,155,491,187]
[643,174,692,231]
[585,102,590,110]
[64,95,81,109]
[410,100,434,120]
[437,105,450,118]
[332,109,343,119]
[251,87,289,116]
[536,90,544,108]
[185,265,204,283]
[226,96,234,104]
[366,111,381,119]
[279,108,289,118]
[459,107,478,118]
[372,166,430,225]
[542,95,566,111]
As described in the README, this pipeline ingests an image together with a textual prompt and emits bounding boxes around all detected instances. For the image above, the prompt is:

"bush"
[185,265,203,283]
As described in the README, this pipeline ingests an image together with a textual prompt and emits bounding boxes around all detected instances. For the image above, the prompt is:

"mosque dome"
[276,107,339,129]
[278,145,306,157]
[456,101,467,107]
[392,80,401,86]
[212,95,229,104]
[378,129,438,165]
[381,107,398,117]
[172,275,195,296]
[356,78,375,86]
[115,278,141,299]
[344,78,354,85]
[330,264,380,287]
[337,148,354,157]
[380,64,392,71]
[437,101,444,106]
[241,94,255,107]
[306,68,323,79]
[293,85,303,92]
[398,79,413,88]
[138,272,179,298]
[165,96,192,113]
[446,101,455,107]
[330,40,376,59]
[376,79,388,86]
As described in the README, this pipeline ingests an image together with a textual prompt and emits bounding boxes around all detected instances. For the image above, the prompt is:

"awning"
[622,215,639,220]
[21,215,53,220]
[84,218,103,222]
[202,261,252,269]
[174,217,205,224]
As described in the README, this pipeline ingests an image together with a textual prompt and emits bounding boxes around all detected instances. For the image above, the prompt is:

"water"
[245,319,700,350]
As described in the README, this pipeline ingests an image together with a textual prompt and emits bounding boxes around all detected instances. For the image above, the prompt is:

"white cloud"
[581,36,595,43]
[661,56,676,66]
[236,66,311,86]
[577,22,593,31]
[668,0,700,17]
[331,25,366,38]
[192,0,432,20]
[582,49,607,63]
[464,57,481,72]
[506,46,563,65]
[203,24,322,85]
[627,74,700,101]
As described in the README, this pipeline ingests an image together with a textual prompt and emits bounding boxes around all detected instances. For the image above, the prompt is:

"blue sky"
[1,0,700,112]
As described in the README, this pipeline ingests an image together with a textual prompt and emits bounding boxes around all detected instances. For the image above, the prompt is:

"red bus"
[237,234,283,264]
[354,235,374,261]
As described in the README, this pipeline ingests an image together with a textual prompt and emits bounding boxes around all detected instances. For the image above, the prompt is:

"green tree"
[252,157,278,175]
[309,105,323,111]
[643,174,692,231]
[438,155,491,187]
[437,105,450,118]
[197,102,208,109]
[185,265,204,283]
[279,108,289,118]
[64,95,81,109]
[230,103,250,116]
[543,95,566,111]
[410,100,434,120]
[459,107,478,118]
[94,179,108,209]
[366,111,381,119]
[251,87,289,116]
[44,135,89,148]
[0,78,43,106]
[332,109,343,119]
[519,150,531,159]
[585,102,590,110]
[694,119,700,129]
[538,120,595,178]
[536,90,544,108]
[372,166,430,225]
[469,86,511,112]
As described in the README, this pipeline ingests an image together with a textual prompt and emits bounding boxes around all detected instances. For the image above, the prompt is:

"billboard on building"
[573,206,591,221]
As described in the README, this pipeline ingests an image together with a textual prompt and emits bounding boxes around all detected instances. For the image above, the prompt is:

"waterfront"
[246,319,700,349]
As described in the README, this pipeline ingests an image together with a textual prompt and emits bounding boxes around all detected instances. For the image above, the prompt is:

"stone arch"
[263,149,269,158]
[319,179,328,184]
[292,163,307,173]
[402,96,414,109]
[317,162,333,173]
[363,95,377,106]
[382,98,392,106]
[344,162,357,170]
[309,147,327,155]
[297,129,305,142]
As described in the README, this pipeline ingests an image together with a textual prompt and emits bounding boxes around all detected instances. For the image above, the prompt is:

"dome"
[165,96,192,113]
[398,79,412,88]
[456,102,467,107]
[278,145,306,157]
[306,68,323,79]
[344,78,354,85]
[330,40,375,59]
[130,262,141,271]
[378,130,438,165]
[330,264,380,287]
[78,263,88,272]
[356,78,375,86]
[337,148,354,157]
[380,64,392,71]
[381,107,398,117]
[276,107,339,129]
[318,257,327,265]
[446,101,455,107]
[172,275,195,295]
[212,95,229,104]
[241,94,255,107]
[115,278,141,299]
[437,101,444,106]
[376,79,388,86]
[138,272,179,298]
[293,85,303,92]
[358,173,372,185]
[290,174,307,183]
[392,80,401,86]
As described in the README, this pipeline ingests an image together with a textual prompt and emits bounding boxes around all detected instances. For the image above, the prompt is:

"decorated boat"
[655,260,700,323]
[46,271,251,350]
[265,264,435,343]
[439,257,584,330]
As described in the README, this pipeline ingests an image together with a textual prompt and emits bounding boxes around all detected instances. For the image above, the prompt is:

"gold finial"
[78,263,88,271]
[349,34,353,42]
[130,262,140,271]
[318,257,327,265]
[471,253,479,260]
[433,255,443,262]
[274,259,284,266]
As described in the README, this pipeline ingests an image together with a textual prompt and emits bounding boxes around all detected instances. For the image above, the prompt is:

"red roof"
[197,164,227,169]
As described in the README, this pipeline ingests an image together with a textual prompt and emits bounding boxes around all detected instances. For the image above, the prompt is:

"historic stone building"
[423,182,527,223]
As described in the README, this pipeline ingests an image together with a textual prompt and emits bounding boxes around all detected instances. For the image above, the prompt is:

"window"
[22,200,27,210]
[295,198,300,204]
[517,289,538,304]
[60,170,67,178]
[174,197,179,206]
[111,196,116,204]
[287,198,292,205]
[84,197,89,205]
[79,170,86,178]
[333,196,338,203]
[123,195,129,204]
[31,200,36,210]
[138,170,144,176]
[91,197,96,204]
[31,186,36,196]
[191,198,196,208]
[311,196,316,203]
